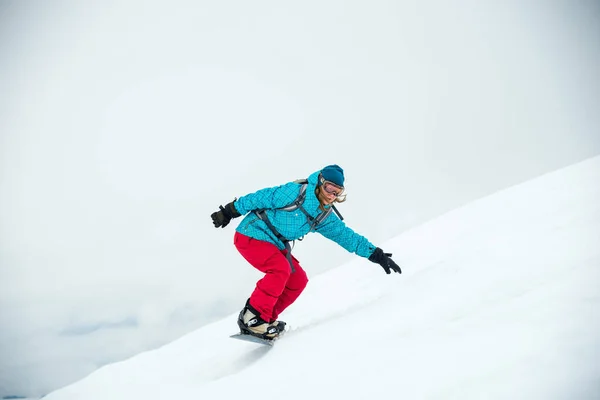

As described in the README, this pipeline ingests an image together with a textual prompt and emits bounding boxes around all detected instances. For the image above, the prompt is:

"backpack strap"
[279,182,308,212]
[331,204,344,221]
[254,209,295,273]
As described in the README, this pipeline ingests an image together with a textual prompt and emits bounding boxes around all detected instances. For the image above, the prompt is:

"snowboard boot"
[237,300,286,340]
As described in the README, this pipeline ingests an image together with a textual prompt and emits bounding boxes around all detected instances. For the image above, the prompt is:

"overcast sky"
[1,1,599,397]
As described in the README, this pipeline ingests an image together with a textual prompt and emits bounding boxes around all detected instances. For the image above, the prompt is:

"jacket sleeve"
[233,182,302,215]
[316,215,377,258]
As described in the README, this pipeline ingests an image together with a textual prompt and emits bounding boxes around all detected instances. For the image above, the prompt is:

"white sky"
[42,155,600,400]
[1,1,599,398]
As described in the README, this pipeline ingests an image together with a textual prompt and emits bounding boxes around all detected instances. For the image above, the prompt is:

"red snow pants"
[234,231,308,322]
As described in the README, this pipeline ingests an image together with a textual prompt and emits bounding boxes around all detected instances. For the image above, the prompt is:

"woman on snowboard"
[211,165,401,340]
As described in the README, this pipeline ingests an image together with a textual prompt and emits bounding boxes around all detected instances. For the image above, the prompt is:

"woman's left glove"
[211,201,241,228]
[368,247,402,274]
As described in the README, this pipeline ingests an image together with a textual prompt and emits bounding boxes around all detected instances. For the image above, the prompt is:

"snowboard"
[229,332,283,346]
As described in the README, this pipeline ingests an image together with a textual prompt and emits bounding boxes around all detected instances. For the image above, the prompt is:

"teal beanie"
[320,164,345,187]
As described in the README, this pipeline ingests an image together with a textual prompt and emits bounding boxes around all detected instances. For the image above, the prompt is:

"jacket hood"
[307,170,321,186]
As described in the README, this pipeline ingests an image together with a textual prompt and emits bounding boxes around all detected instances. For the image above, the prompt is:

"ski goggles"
[321,180,344,197]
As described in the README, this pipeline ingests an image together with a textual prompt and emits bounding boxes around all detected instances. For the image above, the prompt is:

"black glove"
[368,247,402,274]
[211,201,241,228]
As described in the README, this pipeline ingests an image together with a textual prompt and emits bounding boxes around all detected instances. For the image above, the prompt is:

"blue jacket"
[234,171,376,258]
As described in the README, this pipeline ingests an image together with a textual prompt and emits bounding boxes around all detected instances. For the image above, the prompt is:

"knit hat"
[320,164,345,187]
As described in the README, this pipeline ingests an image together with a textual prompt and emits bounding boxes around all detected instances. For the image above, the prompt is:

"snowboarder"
[211,165,401,341]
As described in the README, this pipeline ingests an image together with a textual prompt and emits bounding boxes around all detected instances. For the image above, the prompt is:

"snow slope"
[43,156,600,400]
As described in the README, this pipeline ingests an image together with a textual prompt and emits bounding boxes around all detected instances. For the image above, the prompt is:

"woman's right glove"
[368,247,402,274]
[211,201,241,228]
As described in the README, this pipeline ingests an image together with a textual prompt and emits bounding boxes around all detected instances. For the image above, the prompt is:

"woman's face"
[317,181,344,205]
